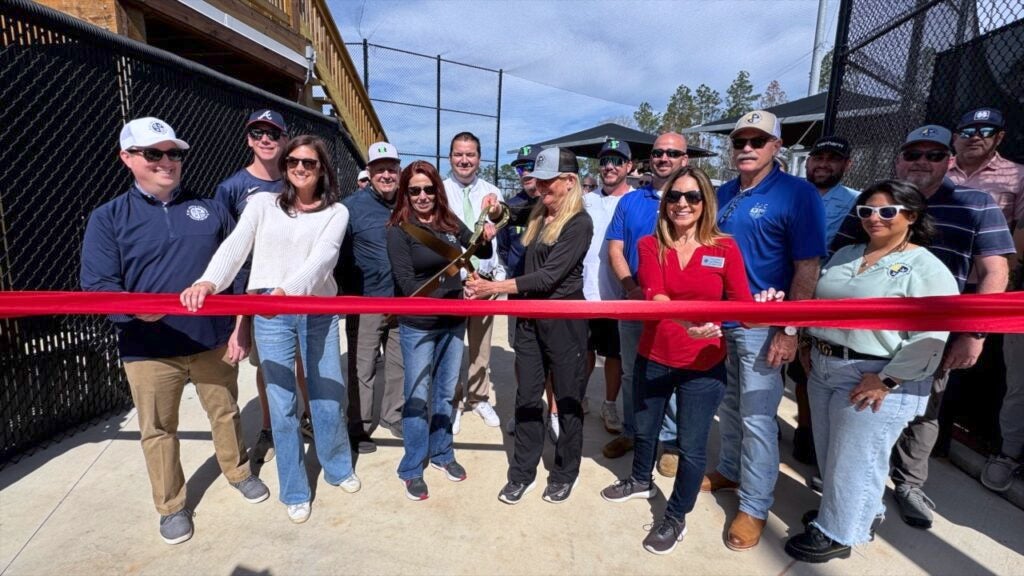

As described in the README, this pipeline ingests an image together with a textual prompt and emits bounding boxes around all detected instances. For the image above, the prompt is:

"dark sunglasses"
[582,183,598,190]
[514,162,535,175]
[358,178,370,183]
[407,185,436,197]
[248,127,284,141]
[285,156,320,170]
[900,149,949,163]
[128,148,186,162]
[731,137,771,150]
[599,156,627,167]
[665,189,703,205]
[957,126,999,139]
[651,148,686,159]
[856,205,907,220]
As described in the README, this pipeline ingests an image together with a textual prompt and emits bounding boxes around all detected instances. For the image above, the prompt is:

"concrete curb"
[948,439,1024,510]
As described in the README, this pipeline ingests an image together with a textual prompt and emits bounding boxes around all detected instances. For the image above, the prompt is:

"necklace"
[859,237,909,272]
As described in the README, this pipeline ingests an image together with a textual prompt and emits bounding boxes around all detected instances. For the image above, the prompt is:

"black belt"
[811,338,889,362]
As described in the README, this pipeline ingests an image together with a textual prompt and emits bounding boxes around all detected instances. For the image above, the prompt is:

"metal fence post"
[823,0,853,135]
[362,39,368,90]
[436,54,442,167]
[495,69,503,176]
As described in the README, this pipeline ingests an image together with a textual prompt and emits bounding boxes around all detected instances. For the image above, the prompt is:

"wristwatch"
[882,377,901,391]
[783,326,798,336]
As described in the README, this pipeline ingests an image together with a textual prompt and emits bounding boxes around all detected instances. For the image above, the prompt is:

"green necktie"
[462,185,480,268]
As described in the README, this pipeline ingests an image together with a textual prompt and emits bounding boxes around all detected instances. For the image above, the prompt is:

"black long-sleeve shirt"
[386,217,492,329]
[506,206,594,300]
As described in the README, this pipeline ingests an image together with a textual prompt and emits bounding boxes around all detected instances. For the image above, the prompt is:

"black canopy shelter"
[509,122,715,159]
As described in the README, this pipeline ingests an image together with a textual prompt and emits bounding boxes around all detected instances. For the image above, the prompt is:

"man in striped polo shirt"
[831,124,1013,529]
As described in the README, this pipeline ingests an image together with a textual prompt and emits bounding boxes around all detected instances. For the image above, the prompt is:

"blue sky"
[328,0,841,171]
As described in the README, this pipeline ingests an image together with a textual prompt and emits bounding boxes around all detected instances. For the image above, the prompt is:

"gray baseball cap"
[529,147,579,180]
[901,125,953,152]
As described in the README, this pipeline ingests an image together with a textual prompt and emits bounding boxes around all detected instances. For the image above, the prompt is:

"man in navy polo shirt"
[340,141,405,453]
[604,132,688,473]
[831,124,1012,529]
[81,117,268,545]
[708,110,826,551]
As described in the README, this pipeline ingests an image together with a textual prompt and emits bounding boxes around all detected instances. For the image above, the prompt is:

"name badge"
[701,255,725,268]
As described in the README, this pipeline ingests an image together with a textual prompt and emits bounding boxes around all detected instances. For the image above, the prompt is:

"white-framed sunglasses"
[856,205,907,220]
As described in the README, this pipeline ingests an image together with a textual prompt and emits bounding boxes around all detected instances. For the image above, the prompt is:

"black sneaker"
[784,526,851,563]
[404,477,429,501]
[351,433,377,454]
[642,516,687,555]
[801,509,882,541]
[498,480,536,505]
[542,478,578,504]
[430,460,467,482]
[600,478,658,503]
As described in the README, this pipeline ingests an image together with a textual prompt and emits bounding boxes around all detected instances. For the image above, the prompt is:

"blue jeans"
[619,320,677,443]
[808,349,929,545]
[397,323,465,481]
[255,314,353,505]
[632,356,726,521]
[717,326,783,519]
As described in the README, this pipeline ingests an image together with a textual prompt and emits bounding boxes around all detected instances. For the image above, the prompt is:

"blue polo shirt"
[214,168,282,294]
[831,178,1014,292]
[820,183,859,244]
[717,165,827,294]
[339,186,396,297]
[80,185,237,361]
[606,186,657,277]
[497,190,536,279]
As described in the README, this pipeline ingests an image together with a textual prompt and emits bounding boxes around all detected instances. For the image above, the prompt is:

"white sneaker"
[287,501,310,524]
[600,401,623,434]
[548,413,560,442]
[473,401,501,427]
[339,473,361,494]
[453,404,463,435]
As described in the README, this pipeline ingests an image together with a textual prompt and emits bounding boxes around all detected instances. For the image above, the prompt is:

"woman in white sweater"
[180,135,356,524]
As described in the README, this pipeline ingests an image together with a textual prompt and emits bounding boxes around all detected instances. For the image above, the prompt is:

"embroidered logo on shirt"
[701,255,725,268]
[445,233,457,243]
[246,186,260,195]
[187,206,210,221]
[749,203,768,219]
[887,263,911,278]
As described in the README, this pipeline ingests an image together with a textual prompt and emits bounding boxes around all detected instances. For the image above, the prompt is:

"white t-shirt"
[582,188,632,300]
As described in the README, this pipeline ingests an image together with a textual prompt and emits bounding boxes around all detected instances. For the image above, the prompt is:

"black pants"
[509,315,588,485]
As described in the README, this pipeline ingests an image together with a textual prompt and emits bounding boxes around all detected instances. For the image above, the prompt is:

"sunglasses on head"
[128,148,186,162]
[514,162,535,176]
[248,127,283,141]
[957,126,999,139]
[731,137,771,150]
[285,156,319,170]
[856,204,907,220]
[651,148,686,159]
[599,156,627,167]
[665,189,703,205]
[407,185,436,197]
[900,149,949,163]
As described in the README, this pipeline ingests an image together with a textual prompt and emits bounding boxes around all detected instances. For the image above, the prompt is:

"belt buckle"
[815,339,833,357]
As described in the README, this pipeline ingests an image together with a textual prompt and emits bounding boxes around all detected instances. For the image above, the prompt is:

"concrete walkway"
[1,316,1022,575]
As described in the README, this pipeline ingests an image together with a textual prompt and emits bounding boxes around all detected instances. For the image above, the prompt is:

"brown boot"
[602,436,634,459]
[656,452,679,477]
[700,470,739,493]
[726,511,767,551]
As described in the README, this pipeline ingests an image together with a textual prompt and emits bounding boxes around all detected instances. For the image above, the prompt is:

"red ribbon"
[2,291,1023,333]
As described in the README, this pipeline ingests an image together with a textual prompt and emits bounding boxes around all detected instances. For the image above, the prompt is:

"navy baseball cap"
[599,139,631,159]
[529,147,579,180]
[512,144,543,167]
[901,125,953,152]
[246,109,288,133]
[809,136,851,158]
[956,107,1004,131]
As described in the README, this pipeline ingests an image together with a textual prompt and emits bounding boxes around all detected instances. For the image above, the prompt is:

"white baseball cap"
[730,110,782,139]
[119,117,190,151]
[367,141,399,164]
[357,170,369,181]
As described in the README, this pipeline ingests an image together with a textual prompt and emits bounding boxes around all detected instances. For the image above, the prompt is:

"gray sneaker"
[601,478,658,503]
[981,454,1020,493]
[231,475,270,504]
[643,516,687,555]
[894,484,936,529]
[159,509,194,545]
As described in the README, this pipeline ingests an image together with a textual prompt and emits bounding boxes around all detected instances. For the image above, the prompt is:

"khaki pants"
[123,346,250,516]
[459,314,494,407]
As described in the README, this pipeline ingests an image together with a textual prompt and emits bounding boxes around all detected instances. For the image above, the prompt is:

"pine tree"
[633,102,662,133]
[758,80,788,109]
[661,84,698,133]
[694,84,722,124]
[724,70,759,117]
[818,50,833,93]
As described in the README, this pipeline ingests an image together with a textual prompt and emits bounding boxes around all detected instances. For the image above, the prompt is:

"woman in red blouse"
[600,165,753,555]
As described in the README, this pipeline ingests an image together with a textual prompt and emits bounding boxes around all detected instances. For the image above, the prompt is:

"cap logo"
[536,154,547,168]
[257,110,274,121]
[920,128,936,137]
[377,145,389,153]
[748,113,761,124]
[608,140,620,149]
[150,121,167,134]
[520,145,531,155]
[974,110,990,121]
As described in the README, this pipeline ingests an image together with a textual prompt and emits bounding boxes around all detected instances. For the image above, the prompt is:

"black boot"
[792,426,817,466]
[801,509,882,541]
[785,526,851,563]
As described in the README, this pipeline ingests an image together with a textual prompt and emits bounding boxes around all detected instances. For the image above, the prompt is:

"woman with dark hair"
[785,179,958,563]
[181,135,357,524]
[598,166,755,555]
[386,160,496,501]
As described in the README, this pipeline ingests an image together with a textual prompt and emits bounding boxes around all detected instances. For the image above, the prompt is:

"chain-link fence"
[0,0,363,466]
[345,41,503,184]
[826,0,1023,188]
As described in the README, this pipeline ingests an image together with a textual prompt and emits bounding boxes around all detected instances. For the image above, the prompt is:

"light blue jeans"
[717,326,784,519]
[808,349,929,545]
[397,322,465,481]
[255,314,353,505]
[619,320,677,443]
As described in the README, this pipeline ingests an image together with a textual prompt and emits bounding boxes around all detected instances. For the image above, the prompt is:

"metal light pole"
[808,0,829,96]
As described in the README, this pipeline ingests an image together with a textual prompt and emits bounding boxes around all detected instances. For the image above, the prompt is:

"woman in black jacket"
[386,160,495,502]
[465,147,594,505]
